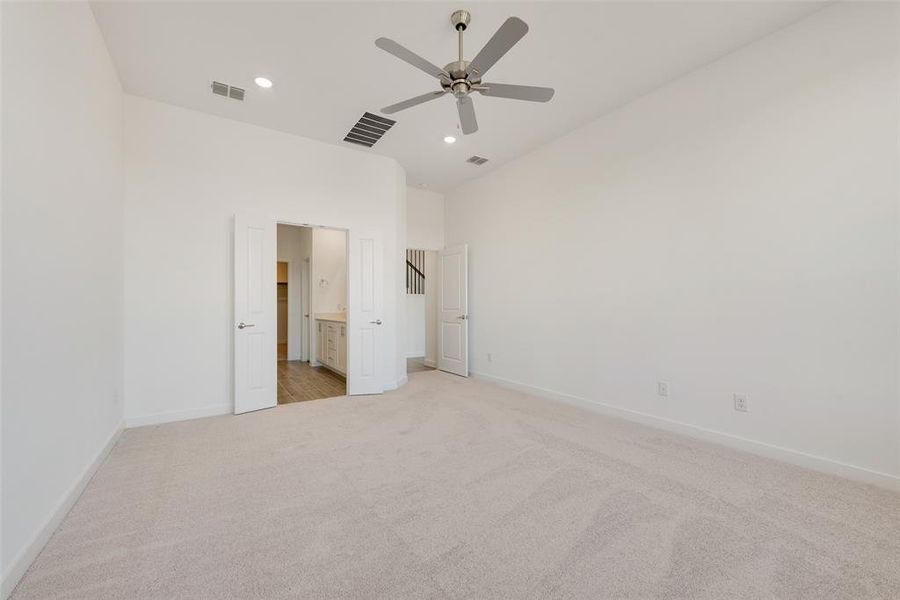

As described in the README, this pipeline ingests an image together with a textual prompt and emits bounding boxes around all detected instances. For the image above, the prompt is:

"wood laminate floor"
[277,360,345,404]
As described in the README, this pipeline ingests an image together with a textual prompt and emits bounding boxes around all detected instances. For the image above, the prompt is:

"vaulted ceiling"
[91,1,824,192]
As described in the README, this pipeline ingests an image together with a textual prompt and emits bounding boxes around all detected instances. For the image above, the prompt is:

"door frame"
[274,218,351,384]
[277,259,296,361]
[300,257,311,362]
[404,247,438,368]
[235,212,389,411]
[423,249,439,369]
[304,223,350,370]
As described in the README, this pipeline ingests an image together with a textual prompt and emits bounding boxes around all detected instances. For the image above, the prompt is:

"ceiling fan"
[375,10,554,135]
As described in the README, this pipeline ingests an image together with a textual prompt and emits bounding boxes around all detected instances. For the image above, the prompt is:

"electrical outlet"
[487,352,493,363]
[657,381,669,398]
[733,393,749,412]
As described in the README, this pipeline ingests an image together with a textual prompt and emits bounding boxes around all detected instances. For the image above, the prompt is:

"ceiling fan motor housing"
[450,79,470,98]
[442,59,478,97]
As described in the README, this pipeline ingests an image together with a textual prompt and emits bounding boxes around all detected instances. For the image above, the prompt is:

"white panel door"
[439,244,468,377]
[234,215,277,414]
[348,231,385,395]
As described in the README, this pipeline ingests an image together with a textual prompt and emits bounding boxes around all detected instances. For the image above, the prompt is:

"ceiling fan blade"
[467,17,528,79]
[457,96,478,135]
[375,37,450,80]
[381,90,448,114]
[477,83,554,102]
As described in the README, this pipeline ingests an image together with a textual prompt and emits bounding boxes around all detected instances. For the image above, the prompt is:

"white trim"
[385,375,408,391]
[300,257,311,362]
[406,352,426,359]
[276,258,302,362]
[1,422,124,600]
[472,371,900,492]
[423,358,437,368]
[125,404,230,428]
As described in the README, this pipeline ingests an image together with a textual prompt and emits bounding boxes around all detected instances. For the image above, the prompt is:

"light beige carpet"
[11,371,900,599]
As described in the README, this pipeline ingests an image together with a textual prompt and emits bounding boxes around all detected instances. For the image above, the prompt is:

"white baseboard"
[472,371,900,492]
[1,421,125,600]
[423,359,437,368]
[385,375,408,391]
[405,353,426,359]
[125,404,231,428]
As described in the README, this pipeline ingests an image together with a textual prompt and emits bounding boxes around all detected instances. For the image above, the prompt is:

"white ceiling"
[91,1,824,192]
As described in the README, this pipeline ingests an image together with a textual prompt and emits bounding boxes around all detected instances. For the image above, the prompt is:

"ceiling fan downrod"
[448,10,474,98]
[452,9,469,59]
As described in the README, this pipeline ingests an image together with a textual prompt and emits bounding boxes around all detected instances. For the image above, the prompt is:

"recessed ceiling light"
[443,136,456,144]
[254,77,273,89]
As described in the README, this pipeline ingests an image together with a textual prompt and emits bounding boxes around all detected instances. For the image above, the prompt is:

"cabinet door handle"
[369,319,382,325]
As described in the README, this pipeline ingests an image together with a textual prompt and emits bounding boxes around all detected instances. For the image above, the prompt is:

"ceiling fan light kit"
[375,9,555,135]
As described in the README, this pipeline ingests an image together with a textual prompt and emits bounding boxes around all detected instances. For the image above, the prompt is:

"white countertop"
[314,313,346,323]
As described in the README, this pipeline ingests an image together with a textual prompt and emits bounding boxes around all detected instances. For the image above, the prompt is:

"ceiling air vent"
[466,155,489,166]
[211,81,244,101]
[343,112,396,148]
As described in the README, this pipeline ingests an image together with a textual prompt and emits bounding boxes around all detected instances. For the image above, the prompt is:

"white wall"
[124,95,405,424]
[405,295,426,357]
[395,180,408,381]
[311,228,347,314]
[406,187,444,363]
[0,2,4,581]
[445,2,900,483]
[1,2,124,593]
[407,187,444,251]
[423,251,438,367]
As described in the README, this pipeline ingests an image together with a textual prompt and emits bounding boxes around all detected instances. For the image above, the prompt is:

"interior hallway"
[10,371,900,600]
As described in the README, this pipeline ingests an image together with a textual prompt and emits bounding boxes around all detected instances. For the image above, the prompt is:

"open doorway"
[235,216,385,414]
[276,223,347,403]
[405,248,438,374]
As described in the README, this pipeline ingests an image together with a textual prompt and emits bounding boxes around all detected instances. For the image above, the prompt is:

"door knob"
[457,315,468,320]
[237,322,255,329]
[370,319,383,325]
